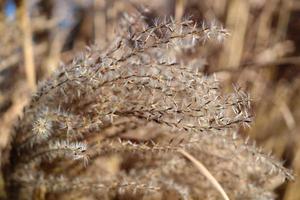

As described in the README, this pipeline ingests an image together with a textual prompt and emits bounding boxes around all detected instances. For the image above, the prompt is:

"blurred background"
[0,0,299,199]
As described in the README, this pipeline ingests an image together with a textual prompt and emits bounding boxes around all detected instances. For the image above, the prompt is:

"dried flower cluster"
[2,16,292,200]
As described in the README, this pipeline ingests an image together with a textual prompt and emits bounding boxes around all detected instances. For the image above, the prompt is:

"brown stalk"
[178,149,230,200]
[19,0,36,91]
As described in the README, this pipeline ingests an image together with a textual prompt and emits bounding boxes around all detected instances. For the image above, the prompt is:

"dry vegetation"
[0,0,300,200]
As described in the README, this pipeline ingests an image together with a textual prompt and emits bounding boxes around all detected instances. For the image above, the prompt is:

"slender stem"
[178,149,230,200]
[19,0,36,91]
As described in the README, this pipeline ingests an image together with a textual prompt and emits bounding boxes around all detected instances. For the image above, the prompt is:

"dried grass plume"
[2,15,293,200]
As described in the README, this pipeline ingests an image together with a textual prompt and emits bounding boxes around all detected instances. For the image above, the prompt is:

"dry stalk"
[19,0,36,91]
[178,149,230,200]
